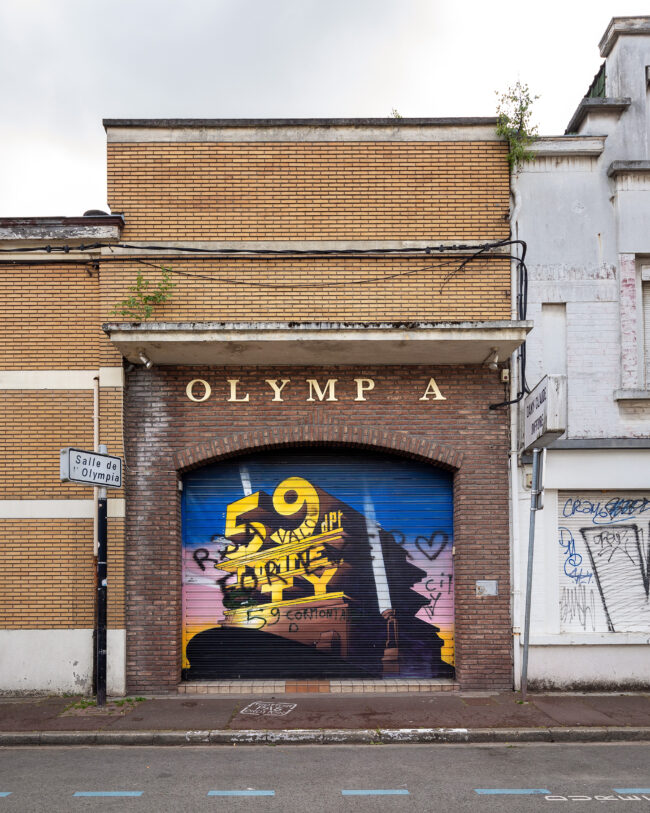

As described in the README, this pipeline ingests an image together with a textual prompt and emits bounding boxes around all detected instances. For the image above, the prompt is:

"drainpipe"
[92,373,100,695]
[509,184,523,689]
[93,374,100,555]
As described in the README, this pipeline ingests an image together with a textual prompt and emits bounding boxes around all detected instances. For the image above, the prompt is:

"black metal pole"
[96,485,107,706]
[521,447,542,702]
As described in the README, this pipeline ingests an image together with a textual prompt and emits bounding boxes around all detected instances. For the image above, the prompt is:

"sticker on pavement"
[239,701,297,716]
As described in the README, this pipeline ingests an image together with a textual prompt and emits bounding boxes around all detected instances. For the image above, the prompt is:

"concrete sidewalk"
[1,691,650,745]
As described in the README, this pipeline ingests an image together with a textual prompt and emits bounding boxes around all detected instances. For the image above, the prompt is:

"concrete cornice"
[529,136,606,157]
[564,97,631,135]
[0,216,124,245]
[102,320,532,367]
[104,117,497,128]
[105,119,501,143]
[607,160,650,177]
[599,16,650,57]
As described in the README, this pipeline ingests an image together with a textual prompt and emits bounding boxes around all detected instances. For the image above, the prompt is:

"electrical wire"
[130,253,511,291]
[488,238,530,410]
[0,240,510,257]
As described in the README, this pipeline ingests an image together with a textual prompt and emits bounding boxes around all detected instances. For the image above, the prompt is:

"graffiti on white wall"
[558,493,650,633]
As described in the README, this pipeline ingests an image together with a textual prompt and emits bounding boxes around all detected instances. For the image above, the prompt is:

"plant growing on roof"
[495,81,539,171]
[112,267,175,320]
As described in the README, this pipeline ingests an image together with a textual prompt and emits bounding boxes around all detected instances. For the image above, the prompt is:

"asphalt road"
[0,744,649,812]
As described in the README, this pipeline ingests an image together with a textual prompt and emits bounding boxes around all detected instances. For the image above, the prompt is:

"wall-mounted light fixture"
[138,352,153,370]
[483,347,499,370]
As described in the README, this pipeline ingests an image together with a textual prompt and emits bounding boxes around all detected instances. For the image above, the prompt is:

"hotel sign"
[523,375,567,451]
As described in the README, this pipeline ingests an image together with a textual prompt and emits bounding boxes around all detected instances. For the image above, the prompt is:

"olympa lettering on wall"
[185,376,447,403]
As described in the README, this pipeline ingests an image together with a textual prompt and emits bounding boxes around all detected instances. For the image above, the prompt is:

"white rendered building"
[512,17,650,688]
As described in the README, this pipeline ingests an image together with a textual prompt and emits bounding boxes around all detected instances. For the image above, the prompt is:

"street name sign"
[60,448,122,488]
[523,375,567,451]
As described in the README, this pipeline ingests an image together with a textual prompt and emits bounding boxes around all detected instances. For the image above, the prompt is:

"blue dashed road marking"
[613,789,650,793]
[208,790,275,797]
[0,793,11,798]
[342,789,410,796]
[73,792,144,797]
[475,789,551,795]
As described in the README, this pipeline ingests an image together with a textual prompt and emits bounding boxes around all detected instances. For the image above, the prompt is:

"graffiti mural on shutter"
[182,450,454,679]
[558,491,650,633]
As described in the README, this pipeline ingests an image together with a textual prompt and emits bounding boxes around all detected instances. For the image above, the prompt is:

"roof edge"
[103,117,498,129]
[599,16,650,57]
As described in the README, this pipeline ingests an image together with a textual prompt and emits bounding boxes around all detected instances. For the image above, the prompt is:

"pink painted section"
[619,253,639,388]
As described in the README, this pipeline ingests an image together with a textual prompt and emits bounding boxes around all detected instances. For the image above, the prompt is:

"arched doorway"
[181,448,454,680]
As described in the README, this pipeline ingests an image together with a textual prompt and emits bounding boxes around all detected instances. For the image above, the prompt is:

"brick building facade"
[0,118,529,693]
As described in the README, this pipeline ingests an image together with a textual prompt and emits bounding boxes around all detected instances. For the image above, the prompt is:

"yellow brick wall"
[0,264,105,369]
[0,259,125,631]
[107,141,510,241]
[0,518,124,628]
[0,390,123,500]
[100,255,511,323]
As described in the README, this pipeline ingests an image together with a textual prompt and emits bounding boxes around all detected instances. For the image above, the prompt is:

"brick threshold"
[178,679,459,694]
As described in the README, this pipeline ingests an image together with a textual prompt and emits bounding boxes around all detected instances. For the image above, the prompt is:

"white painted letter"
[354,378,375,401]
[419,377,446,401]
[306,378,338,402]
[186,379,211,402]
[227,379,250,402]
[265,378,291,402]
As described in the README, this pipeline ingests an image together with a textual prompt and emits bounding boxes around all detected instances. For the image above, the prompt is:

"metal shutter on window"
[182,449,454,680]
[557,491,650,633]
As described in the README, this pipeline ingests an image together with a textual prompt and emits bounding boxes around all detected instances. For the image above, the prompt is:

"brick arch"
[172,422,463,472]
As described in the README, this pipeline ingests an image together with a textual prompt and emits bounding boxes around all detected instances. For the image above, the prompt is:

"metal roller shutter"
[182,449,454,680]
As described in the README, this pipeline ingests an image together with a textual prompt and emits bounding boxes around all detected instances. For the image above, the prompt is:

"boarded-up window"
[558,491,650,633]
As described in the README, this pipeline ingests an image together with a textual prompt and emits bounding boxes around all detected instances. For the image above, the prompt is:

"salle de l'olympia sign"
[60,448,122,488]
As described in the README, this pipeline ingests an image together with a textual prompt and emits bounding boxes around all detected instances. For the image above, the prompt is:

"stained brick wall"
[108,141,510,241]
[123,365,512,691]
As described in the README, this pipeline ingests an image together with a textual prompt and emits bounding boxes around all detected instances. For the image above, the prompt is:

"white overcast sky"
[1,0,648,216]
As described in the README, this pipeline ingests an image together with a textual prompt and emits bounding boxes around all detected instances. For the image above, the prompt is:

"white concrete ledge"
[104,320,532,366]
[105,119,500,143]
[529,136,606,157]
[0,500,125,519]
[614,388,650,400]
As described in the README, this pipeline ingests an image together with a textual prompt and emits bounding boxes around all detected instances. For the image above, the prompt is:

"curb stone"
[548,726,609,743]
[607,727,649,741]
[1,727,650,746]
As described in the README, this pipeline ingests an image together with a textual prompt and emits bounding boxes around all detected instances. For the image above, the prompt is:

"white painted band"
[107,124,500,143]
[0,499,125,519]
[0,368,123,389]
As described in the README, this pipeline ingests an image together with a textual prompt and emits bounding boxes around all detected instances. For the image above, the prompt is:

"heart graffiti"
[415,531,450,561]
